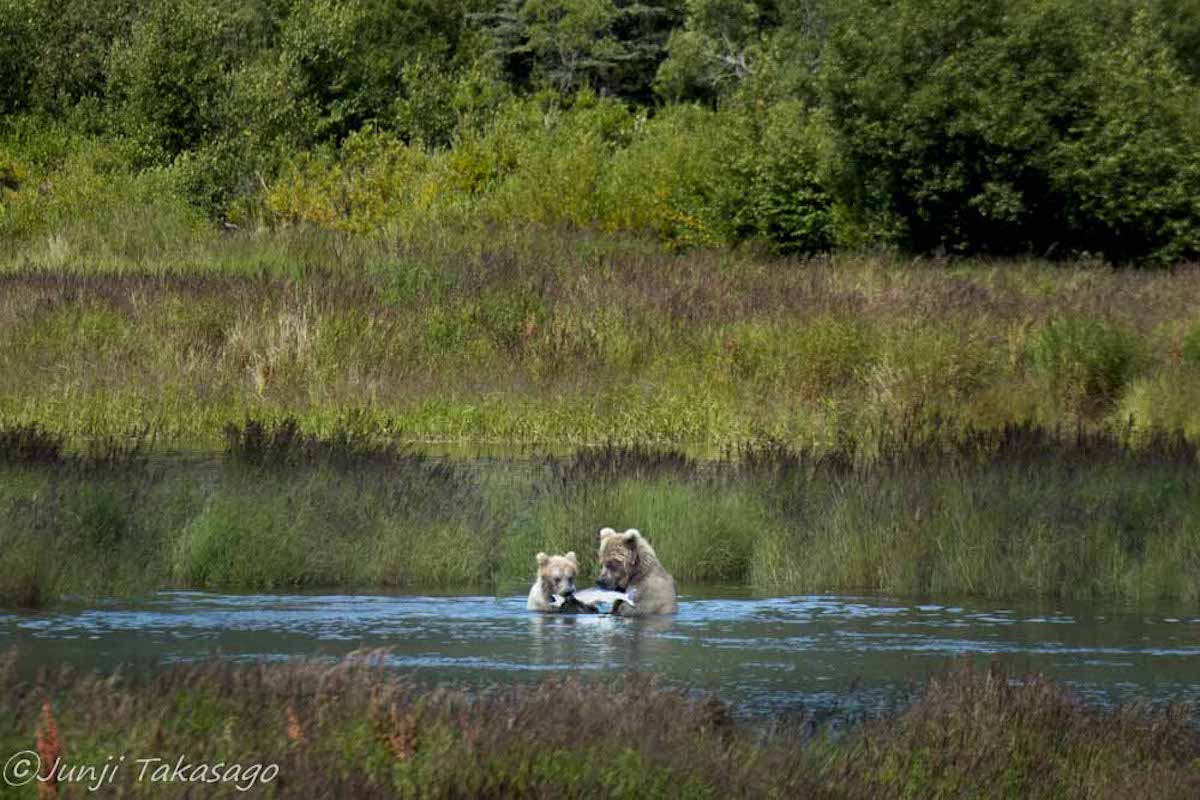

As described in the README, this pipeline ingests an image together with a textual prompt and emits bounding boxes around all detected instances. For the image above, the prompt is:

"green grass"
[3,228,1200,453]
[1,655,1195,798]
[2,426,1198,605]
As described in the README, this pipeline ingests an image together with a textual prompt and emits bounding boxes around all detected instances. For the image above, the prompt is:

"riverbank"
[1,655,1195,798]
[2,425,1197,606]
[3,238,1200,452]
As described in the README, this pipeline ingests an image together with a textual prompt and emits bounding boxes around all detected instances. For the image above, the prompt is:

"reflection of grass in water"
[1,421,1198,606]
[1,656,1195,798]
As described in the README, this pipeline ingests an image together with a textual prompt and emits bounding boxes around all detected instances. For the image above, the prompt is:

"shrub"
[716,317,876,398]
[0,134,208,261]
[1029,318,1145,412]
[1181,322,1200,365]
[0,0,38,116]
[172,470,391,590]
[599,103,743,248]
[277,0,470,144]
[739,100,834,254]
[60,483,130,549]
[25,0,141,115]
[264,129,435,232]
[484,92,636,228]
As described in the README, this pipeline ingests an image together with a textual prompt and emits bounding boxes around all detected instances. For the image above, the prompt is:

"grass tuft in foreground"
[0,654,1195,798]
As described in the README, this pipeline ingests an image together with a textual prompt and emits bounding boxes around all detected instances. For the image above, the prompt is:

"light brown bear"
[527,552,597,613]
[595,528,678,615]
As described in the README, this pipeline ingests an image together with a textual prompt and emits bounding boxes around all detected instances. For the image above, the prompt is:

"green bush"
[25,0,141,115]
[277,0,470,144]
[264,128,436,232]
[0,134,207,264]
[739,100,833,254]
[484,92,636,228]
[599,103,743,248]
[105,0,239,164]
[1156,0,1200,80]
[171,473,372,590]
[0,0,39,116]
[1181,322,1200,365]
[1029,318,1145,412]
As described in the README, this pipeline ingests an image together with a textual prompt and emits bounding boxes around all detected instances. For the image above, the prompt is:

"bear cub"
[527,551,598,613]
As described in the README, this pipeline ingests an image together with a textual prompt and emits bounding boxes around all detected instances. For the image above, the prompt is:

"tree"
[0,0,38,117]
[524,0,622,92]
[106,0,235,162]
[278,0,471,142]
[476,0,681,100]
[1052,11,1200,263]
[819,0,1100,255]
[653,0,766,102]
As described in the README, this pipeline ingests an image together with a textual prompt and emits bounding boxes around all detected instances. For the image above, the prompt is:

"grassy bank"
[1,655,1196,798]
[2,422,1198,605]
[4,237,1200,451]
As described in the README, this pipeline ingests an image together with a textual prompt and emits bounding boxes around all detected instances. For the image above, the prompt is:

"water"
[2,589,1197,715]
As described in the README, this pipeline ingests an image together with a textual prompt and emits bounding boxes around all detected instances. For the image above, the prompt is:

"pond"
[3,588,1197,715]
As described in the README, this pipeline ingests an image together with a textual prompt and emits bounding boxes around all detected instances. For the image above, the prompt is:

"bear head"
[595,527,643,591]
[536,551,579,598]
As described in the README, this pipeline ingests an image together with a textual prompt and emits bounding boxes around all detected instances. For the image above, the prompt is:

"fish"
[570,587,637,613]
[548,593,601,614]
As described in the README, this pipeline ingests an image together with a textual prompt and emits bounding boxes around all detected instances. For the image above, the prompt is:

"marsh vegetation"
[2,654,1196,798]
[2,0,1199,613]
[4,247,1200,451]
[2,421,1197,606]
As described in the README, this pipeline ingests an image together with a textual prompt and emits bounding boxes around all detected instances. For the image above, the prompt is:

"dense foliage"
[1,0,1198,262]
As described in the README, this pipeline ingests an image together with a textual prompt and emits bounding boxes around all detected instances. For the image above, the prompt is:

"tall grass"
[3,234,1200,452]
[1,655,1195,798]
[2,421,1197,606]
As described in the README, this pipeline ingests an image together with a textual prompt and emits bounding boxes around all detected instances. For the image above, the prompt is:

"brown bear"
[594,528,678,615]
[526,552,597,613]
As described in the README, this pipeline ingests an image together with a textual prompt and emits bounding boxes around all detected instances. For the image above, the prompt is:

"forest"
[1,0,1198,264]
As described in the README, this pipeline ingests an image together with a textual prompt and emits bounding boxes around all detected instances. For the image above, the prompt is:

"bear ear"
[536,552,549,566]
[622,528,640,546]
[598,527,616,541]
[565,551,577,564]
